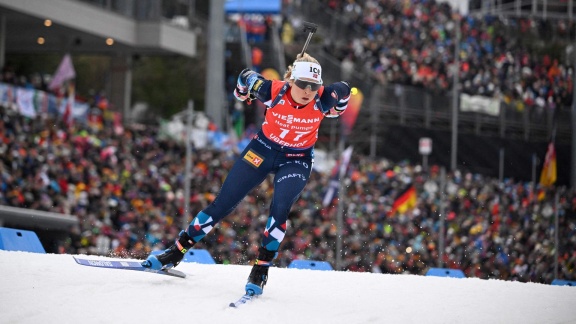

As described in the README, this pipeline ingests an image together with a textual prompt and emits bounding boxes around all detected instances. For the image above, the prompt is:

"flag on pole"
[62,82,75,127]
[539,142,557,187]
[49,53,76,91]
[387,184,417,217]
[340,88,363,136]
[322,146,353,207]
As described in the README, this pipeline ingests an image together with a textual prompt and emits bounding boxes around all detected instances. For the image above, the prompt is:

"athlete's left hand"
[323,81,350,118]
[323,107,344,118]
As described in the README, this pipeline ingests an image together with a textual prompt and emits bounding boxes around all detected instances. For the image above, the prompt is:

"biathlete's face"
[290,77,321,105]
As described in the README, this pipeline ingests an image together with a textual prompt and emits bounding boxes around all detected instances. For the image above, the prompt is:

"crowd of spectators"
[1,66,50,92]
[1,104,574,284]
[303,0,574,111]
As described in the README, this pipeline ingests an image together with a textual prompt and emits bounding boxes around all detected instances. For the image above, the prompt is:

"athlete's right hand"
[234,69,261,102]
[234,69,250,101]
[234,87,249,102]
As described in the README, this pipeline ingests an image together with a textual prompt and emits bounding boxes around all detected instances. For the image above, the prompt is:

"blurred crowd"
[1,105,574,284]
[1,66,50,92]
[308,0,574,110]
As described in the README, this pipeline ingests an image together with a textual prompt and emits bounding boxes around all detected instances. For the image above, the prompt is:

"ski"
[229,293,257,308]
[73,256,186,278]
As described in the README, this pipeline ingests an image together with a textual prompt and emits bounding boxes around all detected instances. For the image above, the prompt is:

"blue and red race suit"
[186,74,350,252]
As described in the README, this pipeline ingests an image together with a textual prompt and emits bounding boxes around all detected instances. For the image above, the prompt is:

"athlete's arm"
[234,68,273,103]
[319,81,351,118]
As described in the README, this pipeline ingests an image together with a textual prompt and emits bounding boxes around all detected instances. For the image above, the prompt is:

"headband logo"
[309,66,321,75]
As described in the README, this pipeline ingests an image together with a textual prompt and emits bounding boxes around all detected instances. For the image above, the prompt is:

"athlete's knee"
[261,215,287,251]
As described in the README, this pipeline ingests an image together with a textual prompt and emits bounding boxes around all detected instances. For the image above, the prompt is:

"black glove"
[323,81,351,118]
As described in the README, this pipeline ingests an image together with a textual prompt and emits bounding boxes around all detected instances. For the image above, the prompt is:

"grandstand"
[0,0,574,286]
[293,0,574,185]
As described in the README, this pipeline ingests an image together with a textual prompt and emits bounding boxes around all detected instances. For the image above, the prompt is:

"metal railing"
[315,81,572,159]
[470,0,575,21]
[363,83,571,142]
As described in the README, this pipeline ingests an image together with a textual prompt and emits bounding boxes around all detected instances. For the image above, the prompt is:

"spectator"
[251,46,263,73]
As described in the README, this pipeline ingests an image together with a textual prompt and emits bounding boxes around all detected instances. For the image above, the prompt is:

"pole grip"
[299,22,318,57]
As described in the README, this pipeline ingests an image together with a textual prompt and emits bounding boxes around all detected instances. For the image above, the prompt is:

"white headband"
[291,61,323,84]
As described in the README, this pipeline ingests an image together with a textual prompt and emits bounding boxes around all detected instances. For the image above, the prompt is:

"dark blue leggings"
[186,135,313,252]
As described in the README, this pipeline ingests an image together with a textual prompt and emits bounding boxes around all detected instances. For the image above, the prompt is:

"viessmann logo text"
[270,112,320,124]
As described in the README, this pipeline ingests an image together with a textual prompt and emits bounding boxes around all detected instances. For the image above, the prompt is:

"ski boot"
[142,230,194,270]
[245,247,277,296]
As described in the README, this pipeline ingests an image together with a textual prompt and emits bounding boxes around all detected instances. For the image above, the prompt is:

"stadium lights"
[106,38,114,46]
[44,19,52,27]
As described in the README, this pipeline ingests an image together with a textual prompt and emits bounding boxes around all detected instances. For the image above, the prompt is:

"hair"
[283,52,321,82]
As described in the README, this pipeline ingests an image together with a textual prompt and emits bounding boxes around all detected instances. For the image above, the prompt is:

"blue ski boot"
[142,230,194,270]
[245,247,277,296]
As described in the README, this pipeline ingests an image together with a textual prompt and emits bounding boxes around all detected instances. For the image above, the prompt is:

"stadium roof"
[0,0,196,57]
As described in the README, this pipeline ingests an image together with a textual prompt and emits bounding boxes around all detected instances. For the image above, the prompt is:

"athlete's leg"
[245,158,311,295]
[186,144,274,243]
[143,144,274,270]
[261,159,312,251]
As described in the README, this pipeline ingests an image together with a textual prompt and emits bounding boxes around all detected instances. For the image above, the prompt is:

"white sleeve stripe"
[339,96,350,104]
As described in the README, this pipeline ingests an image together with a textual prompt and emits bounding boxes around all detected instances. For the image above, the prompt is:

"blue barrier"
[0,227,46,253]
[551,279,576,286]
[183,249,216,264]
[288,260,333,271]
[152,248,216,264]
[425,267,465,278]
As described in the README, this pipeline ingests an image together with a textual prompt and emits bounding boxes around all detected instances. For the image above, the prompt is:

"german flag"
[388,185,417,217]
[539,142,557,187]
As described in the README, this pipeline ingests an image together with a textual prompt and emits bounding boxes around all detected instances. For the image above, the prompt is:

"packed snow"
[1,250,575,324]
